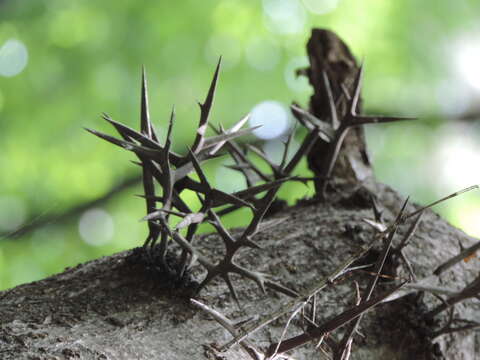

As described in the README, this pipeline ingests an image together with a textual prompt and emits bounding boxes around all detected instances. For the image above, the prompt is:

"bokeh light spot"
[302,0,340,14]
[453,36,480,91]
[245,37,281,71]
[455,205,480,238]
[284,56,310,92]
[436,80,472,117]
[78,208,114,246]
[432,123,480,192]
[263,135,298,165]
[0,196,26,232]
[205,34,241,69]
[249,101,290,140]
[0,39,28,77]
[262,0,306,35]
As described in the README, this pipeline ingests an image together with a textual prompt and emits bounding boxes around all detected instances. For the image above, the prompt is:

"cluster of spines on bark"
[88,58,480,359]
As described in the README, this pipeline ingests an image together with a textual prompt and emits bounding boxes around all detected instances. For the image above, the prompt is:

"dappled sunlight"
[78,208,114,246]
[450,202,480,239]
[436,79,473,117]
[432,123,480,193]
[0,38,28,77]
[249,100,291,140]
[452,33,480,92]
[262,0,306,35]
[301,0,340,14]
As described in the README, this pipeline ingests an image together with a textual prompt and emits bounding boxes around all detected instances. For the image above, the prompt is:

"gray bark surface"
[1,182,479,359]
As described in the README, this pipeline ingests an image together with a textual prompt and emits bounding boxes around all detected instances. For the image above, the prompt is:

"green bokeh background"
[1,0,480,290]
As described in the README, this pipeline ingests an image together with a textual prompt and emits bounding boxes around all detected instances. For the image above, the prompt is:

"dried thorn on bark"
[434,239,480,275]
[427,273,480,319]
[190,299,265,360]
[265,282,406,357]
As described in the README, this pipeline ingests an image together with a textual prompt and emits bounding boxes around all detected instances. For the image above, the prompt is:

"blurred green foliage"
[1,0,480,290]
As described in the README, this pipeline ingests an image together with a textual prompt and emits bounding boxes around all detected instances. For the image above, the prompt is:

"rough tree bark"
[1,30,479,360]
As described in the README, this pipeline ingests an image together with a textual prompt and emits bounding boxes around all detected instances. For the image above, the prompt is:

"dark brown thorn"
[399,250,417,282]
[264,279,299,298]
[290,104,334,141]
[338,224,399,357]
[188,148,210,186]
[255,216,288,234]
[434,239,480,275]
[208,209,235,248]
[396,197,410,223]
[224,273,241,308]
[245,144,276,170]
[290,102,314,130]
[137,74,160,249]
[279,125,296,171]
[104,115,156,147]
[310,294,317,325]
[226,178,292,205]
[427,273,480,318]
[396,211,423,252]
[269,304,304,359]
[215,204,243,217]
[349,115,416,127]
[322,71,339,129]
[210,123,271,183]
[210,189,256,210]
[165,106,175,151]
[101,115,183,165]
[192,56,222,153]
[431,318,480,339]
[370,194,382,222]
[404,185,479,221]
[155,219,213,270]
[242,236,262,250]
[187,149,255,209]
[208,113,250,155]
[265,282,406,357]
[284,127,319,175]
[140,66,151,136]
[190,299,264,360]
[348,62,364,117]
[232,265,268,294]
[203,125,261,152]
[141,160,191,213]
[85,128,171,162]
[141,208,186,221]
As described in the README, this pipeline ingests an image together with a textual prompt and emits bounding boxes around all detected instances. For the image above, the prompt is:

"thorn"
[140,66,151,136]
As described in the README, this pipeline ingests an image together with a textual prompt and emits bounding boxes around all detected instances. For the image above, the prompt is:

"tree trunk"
[1,30,479,360]
[1,180,479,359]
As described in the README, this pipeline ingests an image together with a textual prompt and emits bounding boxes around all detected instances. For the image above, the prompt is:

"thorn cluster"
[291,66,414,198]
[87,58,318,301]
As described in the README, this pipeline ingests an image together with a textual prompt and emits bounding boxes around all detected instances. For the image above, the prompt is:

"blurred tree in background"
[1,0,480,290]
